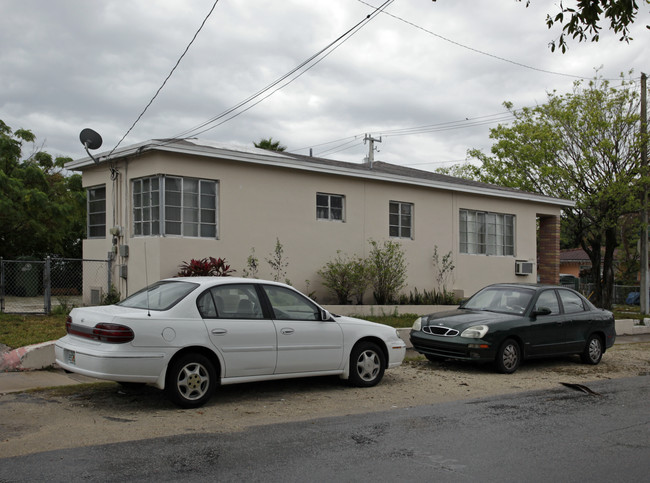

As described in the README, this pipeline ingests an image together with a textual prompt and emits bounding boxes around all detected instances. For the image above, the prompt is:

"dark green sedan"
[409,283,616,373]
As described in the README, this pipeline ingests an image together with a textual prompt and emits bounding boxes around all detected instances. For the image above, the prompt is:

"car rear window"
[118,281,198,311]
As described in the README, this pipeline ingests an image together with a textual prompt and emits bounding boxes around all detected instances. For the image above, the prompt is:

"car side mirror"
[320,309,333,321]
[532,306,552,317]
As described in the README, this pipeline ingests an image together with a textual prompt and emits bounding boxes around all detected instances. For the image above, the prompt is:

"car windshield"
[118,281,199,311]
[462,286,534,315]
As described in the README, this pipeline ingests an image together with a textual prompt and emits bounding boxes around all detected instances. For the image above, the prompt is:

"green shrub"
[367,239,407,305]
[318,251,369,304]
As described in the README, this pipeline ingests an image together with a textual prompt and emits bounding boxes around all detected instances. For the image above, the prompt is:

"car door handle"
[280,328,294,335]
[211,328,227,335]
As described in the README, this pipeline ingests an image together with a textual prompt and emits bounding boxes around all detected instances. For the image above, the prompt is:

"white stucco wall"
[77,148,563,303]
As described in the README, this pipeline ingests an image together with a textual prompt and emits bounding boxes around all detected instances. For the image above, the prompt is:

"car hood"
[332,314,400,336]
[333,314,386,328]
[420,309,519,330]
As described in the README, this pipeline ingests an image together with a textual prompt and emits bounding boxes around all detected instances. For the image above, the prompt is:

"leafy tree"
[254,137,287,152]
[0,120,85,259]
[447,76,645,309]
[433,1,650,52]
[520,0,649,52]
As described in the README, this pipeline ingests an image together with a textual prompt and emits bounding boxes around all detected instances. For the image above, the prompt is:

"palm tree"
[254,137,286,152]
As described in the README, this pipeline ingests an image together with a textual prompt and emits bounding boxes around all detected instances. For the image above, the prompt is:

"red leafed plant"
[178,257,235,277]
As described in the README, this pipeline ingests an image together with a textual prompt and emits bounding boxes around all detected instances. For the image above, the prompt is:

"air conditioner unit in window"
[515,260,534,276]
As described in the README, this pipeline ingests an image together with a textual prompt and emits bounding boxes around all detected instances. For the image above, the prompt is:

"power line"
[290,111,517,157]
[107,0,221,157]
[163,0,395,143]
[355,0,607,81]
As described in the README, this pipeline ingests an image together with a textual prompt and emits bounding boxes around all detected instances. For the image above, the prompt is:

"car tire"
[580,334,603,365]
[495,338,521,374]
[165,353,217,408]
[348,341,385,387]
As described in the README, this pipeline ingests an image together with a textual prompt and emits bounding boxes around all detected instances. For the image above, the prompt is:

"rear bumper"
[54,336,167,388]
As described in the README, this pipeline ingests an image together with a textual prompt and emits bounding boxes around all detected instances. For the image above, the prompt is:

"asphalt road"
[1,375,648,482]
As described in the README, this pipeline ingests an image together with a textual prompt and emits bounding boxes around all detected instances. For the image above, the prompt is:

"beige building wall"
[79,150,563,303]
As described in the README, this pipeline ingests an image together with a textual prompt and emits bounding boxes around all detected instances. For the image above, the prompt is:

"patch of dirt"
[1,342,648,458]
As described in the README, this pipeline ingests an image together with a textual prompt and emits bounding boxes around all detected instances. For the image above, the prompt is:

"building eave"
[65,138,575,208]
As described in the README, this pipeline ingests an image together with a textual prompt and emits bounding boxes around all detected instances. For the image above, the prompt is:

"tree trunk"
[582,238,603,307]
[601,227,618,310]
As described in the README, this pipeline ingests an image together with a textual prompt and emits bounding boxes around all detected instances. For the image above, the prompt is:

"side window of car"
[262,285,320,321]
[558,290,586,314]
[534,290,560,315]
[197,291,217,318]
[209,284,264,319]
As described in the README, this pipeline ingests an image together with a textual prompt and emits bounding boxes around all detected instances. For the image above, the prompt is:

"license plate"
[64,349,76,365]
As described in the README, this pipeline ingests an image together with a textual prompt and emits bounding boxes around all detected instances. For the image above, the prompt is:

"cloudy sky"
[2,0,648,172]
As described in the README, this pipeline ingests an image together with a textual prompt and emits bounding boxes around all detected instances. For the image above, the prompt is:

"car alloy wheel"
[349,341,385,387]
[495,338,521,374]
[166,353,216,408]
[580,334,603,365]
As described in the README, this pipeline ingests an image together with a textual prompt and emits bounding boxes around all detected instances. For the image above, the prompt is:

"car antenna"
[144,241,151,317]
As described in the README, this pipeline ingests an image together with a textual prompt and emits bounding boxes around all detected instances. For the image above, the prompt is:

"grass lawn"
[0,313,67,349]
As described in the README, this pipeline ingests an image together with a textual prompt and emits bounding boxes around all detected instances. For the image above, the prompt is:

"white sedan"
[55,277,406,408]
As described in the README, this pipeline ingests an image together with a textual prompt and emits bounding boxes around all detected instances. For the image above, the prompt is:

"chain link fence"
[580,283,641,305]
[0,257,112,314]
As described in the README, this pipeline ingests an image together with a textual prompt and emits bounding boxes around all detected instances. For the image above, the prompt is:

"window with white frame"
[460,209,514,256]
[87,185,106,238]
[133,177,160,236]
[389,201,413,239]
[316,193,344,221]
[132,176,217,238]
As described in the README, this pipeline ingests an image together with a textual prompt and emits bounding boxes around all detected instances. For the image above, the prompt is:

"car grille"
[422,325,459,337]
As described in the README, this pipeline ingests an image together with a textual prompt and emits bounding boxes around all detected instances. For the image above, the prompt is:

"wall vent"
[90,287,103,305]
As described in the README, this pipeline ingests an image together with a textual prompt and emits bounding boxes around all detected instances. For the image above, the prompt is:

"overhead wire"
[355,0,600,81]
[107,0,221,157]
[162,0,395,143]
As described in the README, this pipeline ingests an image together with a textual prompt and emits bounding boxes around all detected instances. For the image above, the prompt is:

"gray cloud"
[1,0,647,169]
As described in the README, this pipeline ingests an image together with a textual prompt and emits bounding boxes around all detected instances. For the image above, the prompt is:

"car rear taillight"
[93,323,135,343]
[66,319,134,344]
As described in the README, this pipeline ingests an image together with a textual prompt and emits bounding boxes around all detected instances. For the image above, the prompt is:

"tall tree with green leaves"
[442,75,646,309]
[254,137,286,152]
[0,120,85,258]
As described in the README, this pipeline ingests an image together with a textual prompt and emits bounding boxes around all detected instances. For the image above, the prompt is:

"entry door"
[261,284,344,374]
[198,284,277,378]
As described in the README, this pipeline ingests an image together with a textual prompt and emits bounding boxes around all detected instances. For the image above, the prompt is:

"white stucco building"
[66,138,572,304]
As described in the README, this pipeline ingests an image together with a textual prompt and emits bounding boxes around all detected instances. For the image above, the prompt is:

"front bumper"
[387,338,407,368]
[409,330,495,362]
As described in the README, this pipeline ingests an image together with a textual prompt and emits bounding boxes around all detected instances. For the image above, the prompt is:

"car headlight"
[412,317,422,331]
[461,325,489,339]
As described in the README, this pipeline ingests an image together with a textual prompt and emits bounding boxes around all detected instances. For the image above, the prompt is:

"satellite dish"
[79,128,103,163]
[80,128,102,150]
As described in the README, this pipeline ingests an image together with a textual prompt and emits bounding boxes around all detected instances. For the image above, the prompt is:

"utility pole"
[364,134,381,168]
[641,72,648,316]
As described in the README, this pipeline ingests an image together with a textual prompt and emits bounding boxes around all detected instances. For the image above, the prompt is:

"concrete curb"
[1,320,648,372]
[0,341,56,372]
